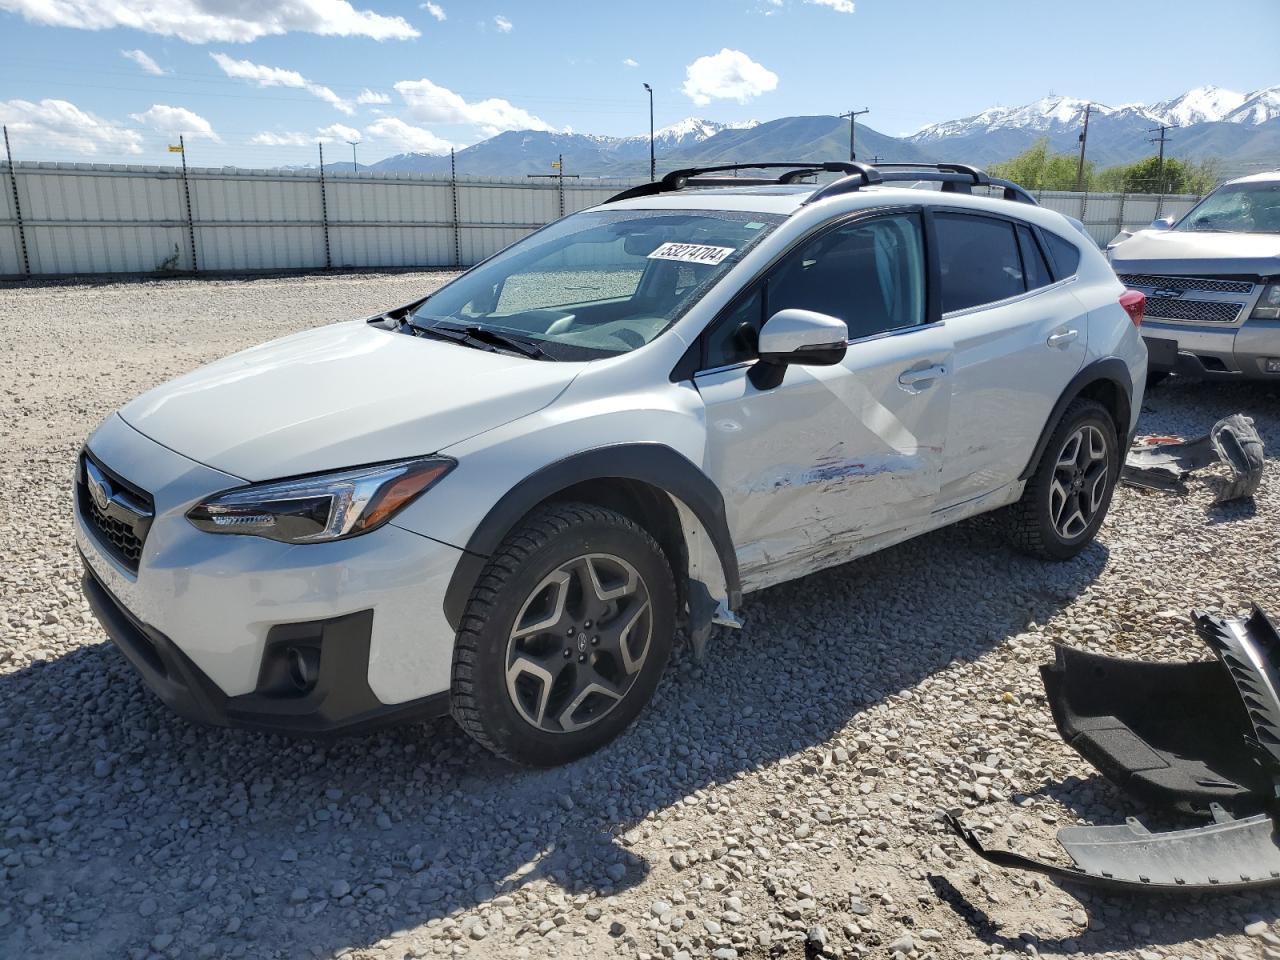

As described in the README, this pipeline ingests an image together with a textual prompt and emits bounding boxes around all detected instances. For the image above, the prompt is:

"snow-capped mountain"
[625,117,760,151]
[1222,86,1280,125]
[910,85,1280,144]
[1146,85,1246,126]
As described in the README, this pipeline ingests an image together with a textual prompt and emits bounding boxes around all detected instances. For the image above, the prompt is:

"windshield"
[1175,181,1280,235]
[410,208,783,360]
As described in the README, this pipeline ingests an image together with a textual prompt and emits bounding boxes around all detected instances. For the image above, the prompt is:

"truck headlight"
[187,457,454,543]
[1252,284,1280,321]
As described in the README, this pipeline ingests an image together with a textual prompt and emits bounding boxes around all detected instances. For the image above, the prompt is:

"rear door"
[692,209,955,590]
[931,212,1087,507]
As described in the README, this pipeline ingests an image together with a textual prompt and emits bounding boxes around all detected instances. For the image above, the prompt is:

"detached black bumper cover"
[82,560,449,735]
[1121,413,1264,503]
[949,605,1280,892]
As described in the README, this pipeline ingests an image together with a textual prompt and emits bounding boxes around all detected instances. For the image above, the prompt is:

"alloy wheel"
[505,553,653,734]
[1049,424,1110,540]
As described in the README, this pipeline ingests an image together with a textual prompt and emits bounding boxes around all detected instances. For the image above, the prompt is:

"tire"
[1004,399,1120,561]
[450,502,676,766]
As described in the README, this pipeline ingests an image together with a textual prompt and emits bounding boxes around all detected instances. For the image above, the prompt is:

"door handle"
[898,364,947,387]
[1047,329,1079,347]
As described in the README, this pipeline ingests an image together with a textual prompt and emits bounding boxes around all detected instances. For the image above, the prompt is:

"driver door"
[692,210,954,591]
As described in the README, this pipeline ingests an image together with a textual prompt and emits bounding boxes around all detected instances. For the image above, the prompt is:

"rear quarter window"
[1042,230,1082,279]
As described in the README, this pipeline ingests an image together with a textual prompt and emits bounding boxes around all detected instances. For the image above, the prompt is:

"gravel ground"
[2,271,1279,960]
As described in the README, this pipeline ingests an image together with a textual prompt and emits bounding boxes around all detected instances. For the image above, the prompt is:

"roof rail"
[604,161,882,204]
[603,159,1039,208]
[805,161,1038,206]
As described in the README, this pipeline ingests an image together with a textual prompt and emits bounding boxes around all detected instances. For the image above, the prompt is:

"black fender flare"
[441,443,741,631]
[1018,357,1135,482]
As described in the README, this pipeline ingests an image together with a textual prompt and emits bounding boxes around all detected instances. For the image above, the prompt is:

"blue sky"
[0,0,1276,167]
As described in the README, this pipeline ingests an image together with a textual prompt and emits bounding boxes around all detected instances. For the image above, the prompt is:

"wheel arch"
[1018,357,1134,482]
[441,444,741,633]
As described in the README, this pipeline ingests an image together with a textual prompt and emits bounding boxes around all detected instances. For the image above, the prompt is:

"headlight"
[187,457,454,543]
[1251,284,1280,321]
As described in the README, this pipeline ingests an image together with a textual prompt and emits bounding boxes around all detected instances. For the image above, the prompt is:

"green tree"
[989,138,1092,192]
[1093,155,1222,195]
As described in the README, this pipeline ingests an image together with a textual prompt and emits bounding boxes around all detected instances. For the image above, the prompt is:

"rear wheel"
[1004,399,1119,560]
[450,502,675,766]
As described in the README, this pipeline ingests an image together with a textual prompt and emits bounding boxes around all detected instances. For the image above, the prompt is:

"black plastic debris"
[948,604,1280,892]
[1121,413,1263,502]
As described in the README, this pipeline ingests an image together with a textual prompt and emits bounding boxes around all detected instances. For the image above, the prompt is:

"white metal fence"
[0,161,1201,278]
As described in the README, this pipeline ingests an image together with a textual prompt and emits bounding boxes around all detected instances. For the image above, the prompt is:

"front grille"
[1144,297,1245,323]
[1117,274,1255,295]
[77,452,154,573]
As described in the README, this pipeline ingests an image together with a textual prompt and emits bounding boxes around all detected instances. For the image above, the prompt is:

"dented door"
[696,324,953,590]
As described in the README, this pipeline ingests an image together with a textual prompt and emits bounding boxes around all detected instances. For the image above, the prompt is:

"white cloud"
[121,48,166,75]
[807,0,854,10]
[681,49,778,106]
[318,123,362,142]
[130,104,220,142]
[250,131,313,147]
[0,0,419,43]
[356,89,391,105]
[421,1,445,21]
[365,117,453,154]
[493,14,512,32]
[394,77,553,134]
[210,52,354,114]
[622,57,638,68]
[0,97,144,155]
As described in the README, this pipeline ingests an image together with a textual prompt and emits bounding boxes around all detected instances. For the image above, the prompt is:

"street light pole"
[345,139,360,174]
[642,83,655,182]
[839,108,870,162]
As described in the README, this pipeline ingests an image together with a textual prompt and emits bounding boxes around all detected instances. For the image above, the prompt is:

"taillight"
[1119,289,1145,327]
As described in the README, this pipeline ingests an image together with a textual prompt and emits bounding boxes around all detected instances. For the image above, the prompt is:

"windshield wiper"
[451,324,548,360]
[403,316,550,360]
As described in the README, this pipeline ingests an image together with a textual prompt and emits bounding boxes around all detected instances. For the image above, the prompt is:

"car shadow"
[6,515,1261,958]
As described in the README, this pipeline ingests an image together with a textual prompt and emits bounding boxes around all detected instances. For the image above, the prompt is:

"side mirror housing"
[1149,216,1175,231]
[749,309,848,389]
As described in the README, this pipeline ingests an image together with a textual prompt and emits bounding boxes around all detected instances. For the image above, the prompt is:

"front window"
[1175,181,1280,235]
[411,209,783,360]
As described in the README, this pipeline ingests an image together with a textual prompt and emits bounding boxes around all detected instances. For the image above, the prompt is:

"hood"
[120,321,580,481]
[1110,228,1280,277]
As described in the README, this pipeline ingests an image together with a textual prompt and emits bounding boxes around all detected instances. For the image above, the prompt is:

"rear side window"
[935,213,1025,312]
[1016,225,1054,290]
[1042,230,1082,279]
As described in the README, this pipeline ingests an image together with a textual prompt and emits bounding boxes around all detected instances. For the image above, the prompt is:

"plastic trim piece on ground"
[948,604,1280,892]
[1121,413,1263,502]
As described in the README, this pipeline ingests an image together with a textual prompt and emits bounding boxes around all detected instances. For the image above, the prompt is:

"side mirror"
[749,309,848,390]
[1149,216,1175,231]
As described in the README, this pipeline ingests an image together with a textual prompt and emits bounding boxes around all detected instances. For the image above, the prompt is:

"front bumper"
[76,413,467,725]
[1142,318,1280,380]
[82,558,449,734]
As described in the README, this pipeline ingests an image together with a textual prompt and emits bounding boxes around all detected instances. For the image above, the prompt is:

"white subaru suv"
[76,162,1147,766]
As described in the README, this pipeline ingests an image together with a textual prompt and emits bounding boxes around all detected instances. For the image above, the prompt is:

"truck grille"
[1116,274,1255,295]
[1143,297,1245,324]
[77,451,154,573]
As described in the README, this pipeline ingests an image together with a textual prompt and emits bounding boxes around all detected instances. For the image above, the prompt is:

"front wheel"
[450,502,676,766]
[1004,399,1119,561]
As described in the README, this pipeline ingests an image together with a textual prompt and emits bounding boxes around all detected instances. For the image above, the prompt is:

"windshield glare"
[412,209,782,359]
[1176,182,1280,235]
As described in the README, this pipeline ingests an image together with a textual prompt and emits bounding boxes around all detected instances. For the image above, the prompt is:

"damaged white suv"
[77,162,1147,766]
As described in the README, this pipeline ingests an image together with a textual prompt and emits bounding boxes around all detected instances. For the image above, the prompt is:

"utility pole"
[642,82,655,182]
[1075,102,1092,191]
[345,139,360,174]
[527,154,579,219]
[839,107,870,161]
[1147,124,1173,193]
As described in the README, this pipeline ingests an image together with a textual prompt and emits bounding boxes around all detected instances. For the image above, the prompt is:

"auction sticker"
[647,242,735,265]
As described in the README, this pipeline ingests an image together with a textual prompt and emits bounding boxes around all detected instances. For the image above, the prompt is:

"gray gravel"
[2,270,1279,960]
